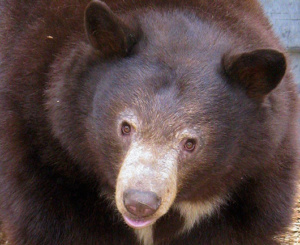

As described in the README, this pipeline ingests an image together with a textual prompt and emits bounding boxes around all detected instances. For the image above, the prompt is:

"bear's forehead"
[135,10,232,64]
[117,10,234,98]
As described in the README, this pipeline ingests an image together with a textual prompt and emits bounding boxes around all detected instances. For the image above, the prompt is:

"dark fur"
[0,0,298,244]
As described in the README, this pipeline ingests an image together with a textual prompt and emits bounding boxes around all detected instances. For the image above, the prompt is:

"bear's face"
[50,1,286,231]
[85,13,258,229]
[89,46,244,228]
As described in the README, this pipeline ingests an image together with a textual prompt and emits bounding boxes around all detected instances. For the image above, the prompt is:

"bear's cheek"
[115,142,178,229]
[174,142,231,201]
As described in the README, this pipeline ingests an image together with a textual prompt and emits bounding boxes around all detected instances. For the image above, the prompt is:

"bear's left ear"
[84,0,138,58]
[222,49,286,99]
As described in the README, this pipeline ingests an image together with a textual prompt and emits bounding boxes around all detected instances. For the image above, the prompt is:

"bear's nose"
[123,189,161,218]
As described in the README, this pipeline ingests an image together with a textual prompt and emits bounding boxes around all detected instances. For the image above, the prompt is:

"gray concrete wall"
[260,0,300,87]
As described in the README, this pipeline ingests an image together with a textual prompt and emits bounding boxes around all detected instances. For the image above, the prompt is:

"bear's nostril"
[123,189,161,218]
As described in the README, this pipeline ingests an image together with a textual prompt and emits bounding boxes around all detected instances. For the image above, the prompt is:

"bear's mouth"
[123,215,156,229]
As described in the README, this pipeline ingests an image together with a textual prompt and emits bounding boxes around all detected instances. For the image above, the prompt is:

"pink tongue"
[124,216,153,229]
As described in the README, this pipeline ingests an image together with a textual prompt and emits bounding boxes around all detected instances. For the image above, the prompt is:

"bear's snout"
[115,142,178,229]
[123,189,161,218]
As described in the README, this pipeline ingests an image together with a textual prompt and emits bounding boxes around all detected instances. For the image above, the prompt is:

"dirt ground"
[277,185,300,245]
[0,230,7,245]
[0,187,300,245]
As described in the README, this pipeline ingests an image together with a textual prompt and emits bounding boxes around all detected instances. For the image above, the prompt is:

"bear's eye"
[121,122,131,135]
[184,139,196,152]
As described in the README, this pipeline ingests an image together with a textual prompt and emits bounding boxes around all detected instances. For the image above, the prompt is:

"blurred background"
[260,0,300,88]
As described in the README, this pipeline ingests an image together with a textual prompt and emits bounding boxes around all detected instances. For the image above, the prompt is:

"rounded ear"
[84,0,138,58]
[222,49,286,99]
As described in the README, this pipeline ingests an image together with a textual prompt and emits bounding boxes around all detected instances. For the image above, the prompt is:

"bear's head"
[47,0,287,231]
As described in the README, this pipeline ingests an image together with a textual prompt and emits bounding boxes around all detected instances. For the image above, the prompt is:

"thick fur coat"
[0,0,298,244]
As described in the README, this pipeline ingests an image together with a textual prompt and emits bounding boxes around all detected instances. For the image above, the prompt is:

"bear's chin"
[123,215,156,229]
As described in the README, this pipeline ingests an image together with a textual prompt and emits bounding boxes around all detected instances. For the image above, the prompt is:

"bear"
[0,0,298,244]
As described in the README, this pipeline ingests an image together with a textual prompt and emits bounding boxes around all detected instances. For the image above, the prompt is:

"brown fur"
[0,0,298,244]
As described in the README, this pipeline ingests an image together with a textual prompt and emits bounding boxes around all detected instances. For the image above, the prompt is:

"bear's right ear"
[222,49,286,100]
[84,0,138,58]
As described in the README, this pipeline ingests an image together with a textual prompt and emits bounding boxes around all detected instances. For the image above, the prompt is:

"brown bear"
[0,0,298,244]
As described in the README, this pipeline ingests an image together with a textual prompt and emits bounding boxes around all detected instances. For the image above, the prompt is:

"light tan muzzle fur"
[115,141,178,227]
